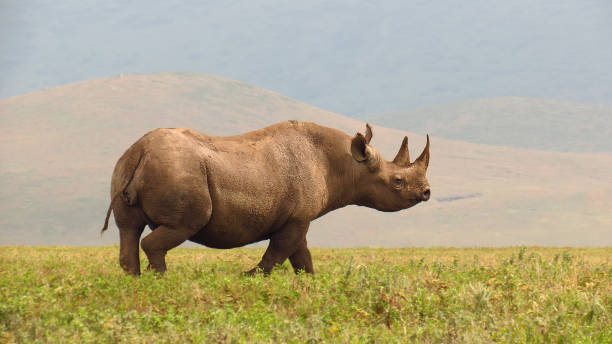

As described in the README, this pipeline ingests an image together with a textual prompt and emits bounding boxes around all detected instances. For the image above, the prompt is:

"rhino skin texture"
[101,121,431,275]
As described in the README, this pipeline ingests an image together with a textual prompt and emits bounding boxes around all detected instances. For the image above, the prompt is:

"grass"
[1,246,611,343]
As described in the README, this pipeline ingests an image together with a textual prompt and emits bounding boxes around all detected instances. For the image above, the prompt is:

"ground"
[1,246,610,343]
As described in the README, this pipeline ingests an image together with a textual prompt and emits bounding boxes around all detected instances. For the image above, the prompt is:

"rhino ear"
[414,134,430,169]
[351,133,379,170]
[351,133,369,162]
[365,123,373,144]
[392,136,410,167]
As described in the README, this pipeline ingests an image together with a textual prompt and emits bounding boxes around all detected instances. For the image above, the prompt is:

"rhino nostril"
[422,189,431,201]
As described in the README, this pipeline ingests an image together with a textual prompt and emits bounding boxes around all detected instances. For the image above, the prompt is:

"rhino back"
[127,122,351,248]
[200,124,336,245]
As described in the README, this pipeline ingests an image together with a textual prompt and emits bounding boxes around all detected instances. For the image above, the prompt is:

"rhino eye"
[393,177,404,188]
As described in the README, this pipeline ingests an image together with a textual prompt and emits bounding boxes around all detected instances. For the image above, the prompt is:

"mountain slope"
[369,97,612,152]
[1,74,611,247]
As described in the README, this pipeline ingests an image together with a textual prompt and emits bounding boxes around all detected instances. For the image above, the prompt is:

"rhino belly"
[188,220,275,249]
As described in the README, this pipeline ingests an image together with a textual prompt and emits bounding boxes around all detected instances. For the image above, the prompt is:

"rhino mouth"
[422,189,431,201]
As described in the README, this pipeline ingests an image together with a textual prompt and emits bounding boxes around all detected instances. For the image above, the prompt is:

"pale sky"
[2,0,611,116]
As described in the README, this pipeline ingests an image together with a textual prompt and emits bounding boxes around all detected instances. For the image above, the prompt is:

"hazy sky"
[2,0,611,116]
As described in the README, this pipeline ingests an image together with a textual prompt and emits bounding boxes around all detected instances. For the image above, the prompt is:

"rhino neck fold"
[315,157,362,218]
[289,122,363,218]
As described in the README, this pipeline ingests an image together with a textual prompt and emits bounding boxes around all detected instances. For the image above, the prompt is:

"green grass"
[1,246,611,343]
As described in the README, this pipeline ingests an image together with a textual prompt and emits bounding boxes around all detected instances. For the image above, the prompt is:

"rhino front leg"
[289,239,314,274]
[247,221,310,275]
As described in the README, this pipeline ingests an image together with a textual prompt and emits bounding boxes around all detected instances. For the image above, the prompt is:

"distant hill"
[1,73,611,247]
[369,97,612,152]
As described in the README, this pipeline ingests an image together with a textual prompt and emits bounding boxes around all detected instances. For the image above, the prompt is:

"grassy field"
[1,246,610,343]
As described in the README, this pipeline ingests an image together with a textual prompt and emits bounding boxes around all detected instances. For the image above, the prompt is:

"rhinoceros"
[101,121,430,275]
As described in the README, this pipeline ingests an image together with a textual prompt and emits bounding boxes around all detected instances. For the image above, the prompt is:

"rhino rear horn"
[392,136,410,167]
[414,134,430,169]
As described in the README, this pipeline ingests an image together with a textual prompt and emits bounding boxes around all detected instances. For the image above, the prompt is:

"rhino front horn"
[414,134,430,169]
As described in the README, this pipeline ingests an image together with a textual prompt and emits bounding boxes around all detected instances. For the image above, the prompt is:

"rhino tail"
[101,151,145,235]
[100,195,118,234]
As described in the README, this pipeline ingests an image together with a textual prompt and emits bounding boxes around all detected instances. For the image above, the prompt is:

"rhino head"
[351,124,431,212]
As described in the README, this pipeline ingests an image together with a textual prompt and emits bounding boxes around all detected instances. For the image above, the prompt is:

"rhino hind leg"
[136,162,213,274]
[289,239,314,274]
[113,200,146,276]
[140,225,203,273]
[246,221,311,275]
[140,200,212,274]
[119,226,145,275]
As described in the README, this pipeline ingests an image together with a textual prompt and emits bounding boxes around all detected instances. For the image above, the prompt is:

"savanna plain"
[1,246,610,343]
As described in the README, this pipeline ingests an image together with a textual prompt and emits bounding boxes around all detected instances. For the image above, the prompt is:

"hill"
[1,73,611,246]
[369,97,612,152]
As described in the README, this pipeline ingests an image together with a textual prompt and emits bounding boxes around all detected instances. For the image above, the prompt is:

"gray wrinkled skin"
[102,121,431,275]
